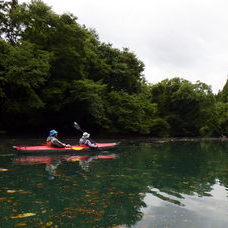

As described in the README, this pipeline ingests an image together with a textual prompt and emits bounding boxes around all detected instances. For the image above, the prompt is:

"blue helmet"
[49,129,58,136]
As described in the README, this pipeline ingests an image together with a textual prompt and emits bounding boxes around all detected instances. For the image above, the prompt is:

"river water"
[0,138,228,228]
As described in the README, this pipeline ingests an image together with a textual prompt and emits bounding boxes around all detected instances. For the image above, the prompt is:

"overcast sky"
[20,0,228,93]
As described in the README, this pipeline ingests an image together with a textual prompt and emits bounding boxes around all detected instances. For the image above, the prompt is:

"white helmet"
[82,132,90,139]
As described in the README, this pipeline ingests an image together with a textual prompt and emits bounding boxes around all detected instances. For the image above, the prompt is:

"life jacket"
[45,141,52,146]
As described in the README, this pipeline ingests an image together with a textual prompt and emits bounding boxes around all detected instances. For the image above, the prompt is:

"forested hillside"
[0,0,227,137]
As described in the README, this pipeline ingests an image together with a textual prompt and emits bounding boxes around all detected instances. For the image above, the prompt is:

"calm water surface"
[0,138,228,228]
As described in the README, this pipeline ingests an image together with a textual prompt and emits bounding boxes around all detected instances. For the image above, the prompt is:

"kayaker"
[79,132,98,148]
[46,129,71,148]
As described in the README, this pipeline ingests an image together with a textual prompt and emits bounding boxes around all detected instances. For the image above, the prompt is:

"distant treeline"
[0,0,227,137]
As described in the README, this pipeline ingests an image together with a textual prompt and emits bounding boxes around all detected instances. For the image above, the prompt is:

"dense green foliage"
[0,0,227,137]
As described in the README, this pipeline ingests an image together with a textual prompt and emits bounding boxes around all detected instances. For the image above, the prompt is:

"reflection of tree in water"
[18,163,146,227]
[2,141,228,227]
[201,141,228,193]
[54,162,146,227]
[4,154,145,227]
[128,141,228,206]
[40,141,228,226]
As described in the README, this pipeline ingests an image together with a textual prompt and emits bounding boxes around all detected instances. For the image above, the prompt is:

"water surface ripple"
[0,139,228,228]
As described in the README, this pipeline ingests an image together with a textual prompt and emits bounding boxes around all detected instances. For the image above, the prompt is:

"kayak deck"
[13,142,118,154]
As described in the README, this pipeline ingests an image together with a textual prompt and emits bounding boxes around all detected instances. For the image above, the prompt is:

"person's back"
[46,130,70,148]
[79,132,97,148]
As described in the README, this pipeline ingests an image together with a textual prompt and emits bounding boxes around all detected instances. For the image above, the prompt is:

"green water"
[0,139,228,228]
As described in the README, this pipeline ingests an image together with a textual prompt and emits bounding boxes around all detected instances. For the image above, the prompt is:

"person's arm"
[79,138,85,145]
[51,138,67,148]
[86,140,98,148]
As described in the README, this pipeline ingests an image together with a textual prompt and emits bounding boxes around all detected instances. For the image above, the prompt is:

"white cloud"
[19,0,228,92]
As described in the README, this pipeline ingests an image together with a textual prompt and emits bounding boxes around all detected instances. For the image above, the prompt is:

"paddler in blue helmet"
[46,129,71,148]
[79,132,98,148]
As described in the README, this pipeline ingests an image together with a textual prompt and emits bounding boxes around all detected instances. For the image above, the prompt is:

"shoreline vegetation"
[0,135,227,142]
[0,0,227,138]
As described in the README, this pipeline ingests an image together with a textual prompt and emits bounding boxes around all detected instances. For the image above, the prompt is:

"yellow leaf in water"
[0,168,9,172]
[0,197,7,200]
[34,201,43,204]
[15,223,27,227]
[7,190,17,193]
[46,221,53,227]
[10,213,36,219]
[93,217,102,221]
[18,190,30,194]
[190,185,196,189]
[7,189,30,194]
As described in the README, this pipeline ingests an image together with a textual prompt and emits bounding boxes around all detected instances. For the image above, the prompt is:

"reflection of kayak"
[14,155,67,165]
[67,154,117,162]
[14,154,117,165]
[13,142,118,154]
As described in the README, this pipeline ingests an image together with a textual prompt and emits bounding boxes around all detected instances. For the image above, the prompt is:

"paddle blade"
[71,147,83,151]
[73,122,81,130]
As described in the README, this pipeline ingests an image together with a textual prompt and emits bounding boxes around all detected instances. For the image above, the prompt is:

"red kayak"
[13,142,118,154]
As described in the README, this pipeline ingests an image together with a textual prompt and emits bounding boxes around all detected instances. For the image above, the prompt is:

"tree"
[0,0,22,43]
[1,0,222,137]
[22,1,88,81]
[214,102,228,136]
[0,40,51,129]
[150,78,216,136]
[41,79,108,131]
[217,78,228,103]
[94,44,145,94]
[106,91,158,134]
[63,79,108,128]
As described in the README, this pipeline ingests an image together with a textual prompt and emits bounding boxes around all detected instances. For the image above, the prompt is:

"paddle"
[73,122,84,133]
